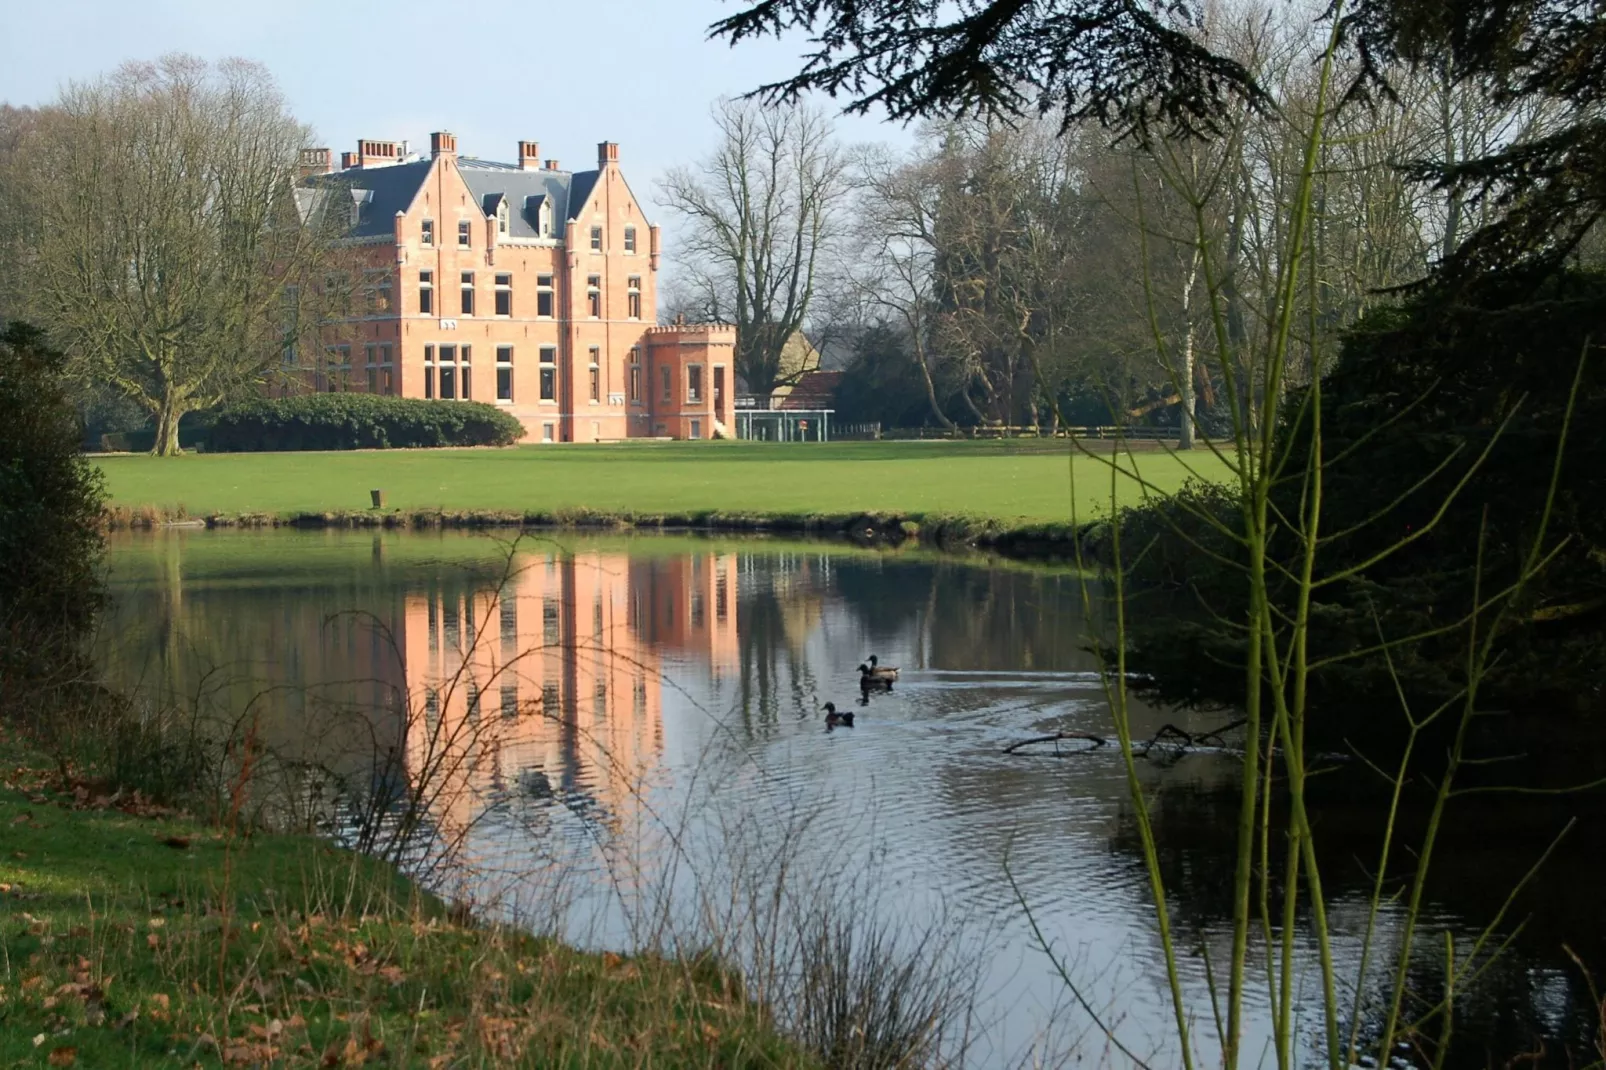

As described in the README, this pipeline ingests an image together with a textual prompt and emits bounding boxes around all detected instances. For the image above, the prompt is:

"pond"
[99,529,1605,1067]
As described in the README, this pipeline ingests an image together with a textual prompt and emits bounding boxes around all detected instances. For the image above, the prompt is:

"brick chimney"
[340,151,359,170]
[357,139,400,168]
[543,159,560,171]
[298,147,332,177]
[430,131,458,160]
[518,140,541,171]
[597,141,619,167]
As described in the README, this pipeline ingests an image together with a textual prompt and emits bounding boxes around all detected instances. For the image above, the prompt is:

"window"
[661,365,672,404]
[374,272,393,313]
[496,345,513,402]
[587,275,601,318]
[588,347,600,403]
[497,201,509,235]
[439,344,457,399]
[458,220,471,247]
[421,219,434,246]
[542,422,555,442]
[628,347,642,404]
[419,270,433,315]
[627,276,641,319]
[460,272,474,315]
[589,225,602,251]
[687,364,703,403]
[494,273,512,316]
[623,225,636,253]
[536,275,554,318]
[460,344,472,400]
[539,346,557,401]
[379,343,393,395]
[424,344,435,399]
[364,343,377,392]
[690,418,702,440]
[543,598,560,645]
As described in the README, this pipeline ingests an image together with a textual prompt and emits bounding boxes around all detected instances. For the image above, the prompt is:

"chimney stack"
[518,140,541,171]
[597,141,619,167]
[543,159,560,171]
[357,139,400,168]
[430,131,458,160]
[340,151,359,170]
[298,147,332,177]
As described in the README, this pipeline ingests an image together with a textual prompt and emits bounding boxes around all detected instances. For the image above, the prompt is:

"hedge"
[209,395,525,452]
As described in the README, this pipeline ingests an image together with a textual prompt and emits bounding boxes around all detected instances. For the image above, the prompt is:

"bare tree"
[658,99,852,399]
[11,55,336,455]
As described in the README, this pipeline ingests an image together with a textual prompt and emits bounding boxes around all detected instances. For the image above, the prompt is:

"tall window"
[460,272,474,315]
[379,343,394,394]
[628,347,641,404]
[623,225,637,253]
[536,275,554,317]
[497,201,509,235]
[494,273,512,316]
[424,344,435,399]
[687,364,703,403]
[588,346,600,403]
[539,346,557,401]
[661,365,672,405]
[421,219,434,246]
[627,276,641,319]
[589,225,602,251]
[364,343,378,392]
[439,344,457,399]
[457,220,471,247]
[372,271,393,313]
[460,344,472,400]
[419,270,434,315]
[496,345,513,401]
[587,275,601,318]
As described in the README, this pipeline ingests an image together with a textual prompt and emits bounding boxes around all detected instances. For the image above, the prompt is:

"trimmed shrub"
[209,395,525,452]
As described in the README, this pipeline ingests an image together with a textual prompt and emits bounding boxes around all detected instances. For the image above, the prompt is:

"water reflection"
[97,530,1604,1068]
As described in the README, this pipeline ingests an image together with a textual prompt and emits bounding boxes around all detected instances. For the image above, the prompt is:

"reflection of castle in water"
[401,551,738,842]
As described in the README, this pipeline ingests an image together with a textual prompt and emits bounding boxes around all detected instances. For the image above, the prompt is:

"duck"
[823,702,855,728]
[858,654,899,686]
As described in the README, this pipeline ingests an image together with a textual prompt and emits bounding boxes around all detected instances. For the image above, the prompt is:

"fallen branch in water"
[1003,717,1249,758]
[1001,732,1108,755]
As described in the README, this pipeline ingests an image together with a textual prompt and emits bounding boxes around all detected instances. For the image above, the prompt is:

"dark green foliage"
[1122,270,1606,724]
[715,0,1605,274]
[0,322,105,686]
[209,395,526,452]
[834,324,951,428]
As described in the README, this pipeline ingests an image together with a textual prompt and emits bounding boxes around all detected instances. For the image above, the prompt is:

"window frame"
[421,219,435,246]
[586,275,601,319]
[457,219,471,247]
[623,225,636,253]
[494,273,512,317]
[589,225,602,252]
[419,270,434,316]
[536,274,554,318]
[460,271,474,316]
[538,345,558,403]
[496,345,514,403]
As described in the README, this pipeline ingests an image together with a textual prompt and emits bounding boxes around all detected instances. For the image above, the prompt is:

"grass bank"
[95,440,1231,556]
[0,726,813,1068]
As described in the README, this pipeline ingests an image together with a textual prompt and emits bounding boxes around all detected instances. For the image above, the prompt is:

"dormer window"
[497,200,510,235]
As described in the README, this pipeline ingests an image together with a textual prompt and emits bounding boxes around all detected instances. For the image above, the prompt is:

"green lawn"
[95,440,1232,523]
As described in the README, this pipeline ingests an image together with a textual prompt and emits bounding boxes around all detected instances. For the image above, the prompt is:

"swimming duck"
[859,654,899,685]
[823,702,855,728]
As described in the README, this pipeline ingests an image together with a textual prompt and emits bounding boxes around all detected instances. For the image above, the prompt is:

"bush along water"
[209,395,525,452]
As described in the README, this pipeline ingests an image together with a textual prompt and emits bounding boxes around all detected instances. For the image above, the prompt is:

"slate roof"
[302,155,604,241]
[777,371,844,410]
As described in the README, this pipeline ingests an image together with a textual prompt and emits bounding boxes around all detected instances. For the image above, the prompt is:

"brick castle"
[297,133,733,443]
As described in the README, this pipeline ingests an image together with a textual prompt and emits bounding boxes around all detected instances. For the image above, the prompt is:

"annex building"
[296,133,734,443]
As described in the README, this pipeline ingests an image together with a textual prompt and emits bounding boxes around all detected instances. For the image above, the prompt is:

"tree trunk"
[1178,244,1202,450]
[913,343,955,430]
[153,385,183,456]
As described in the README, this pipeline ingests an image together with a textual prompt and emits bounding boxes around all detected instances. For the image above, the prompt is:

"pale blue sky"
[0,0,914,222]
